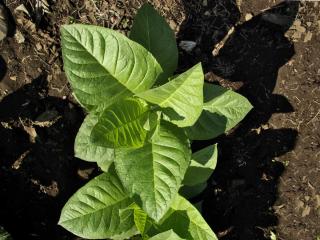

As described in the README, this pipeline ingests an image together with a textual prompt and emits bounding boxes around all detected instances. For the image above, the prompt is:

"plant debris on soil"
[0,0,319,240]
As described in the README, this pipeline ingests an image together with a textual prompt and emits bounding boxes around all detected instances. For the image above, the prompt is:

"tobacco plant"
[59,3,252,240]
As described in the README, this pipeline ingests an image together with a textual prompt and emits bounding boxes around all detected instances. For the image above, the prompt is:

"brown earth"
[0,0,319,240]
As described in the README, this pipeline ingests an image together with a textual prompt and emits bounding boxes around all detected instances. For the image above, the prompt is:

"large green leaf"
[91,98,154,148]
[74,112,114,168]
[183,144,218,186]
[149,230,185,240]
[115,120,191,221]
[155,195,218,240]
[137,63,204,127]
[58,169,136,239]
[61,24,163,110]
[130,3,178,84]
[186,83,252,140]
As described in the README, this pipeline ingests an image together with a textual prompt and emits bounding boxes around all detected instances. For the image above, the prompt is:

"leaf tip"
[140,2,156,11]
[57,215,64,226]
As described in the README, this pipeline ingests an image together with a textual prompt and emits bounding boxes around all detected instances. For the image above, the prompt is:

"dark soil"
[0,0,319,240]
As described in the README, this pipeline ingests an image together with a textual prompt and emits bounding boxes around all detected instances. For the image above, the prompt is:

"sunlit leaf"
[137,63,204,127]
[115,120,191,221]
[91,98,154,148]
[74,112,114,169]
[61,24,163,110]
[59,169,137,239]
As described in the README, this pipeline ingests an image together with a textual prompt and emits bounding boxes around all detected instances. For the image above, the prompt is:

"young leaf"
[61,24,163,110]
[130,3,178,84]
[149,230,185,240]
[115,120,191,221]
[134,207,151,238]
[58,169,137,239]
[186,83,253,140]
[121,203,153,238]
[154,195,218,240]
[137,63,204,127]
[74,112,114,168]
[179,182,207,199]
[183,144,218,186]
[91,98,154,148]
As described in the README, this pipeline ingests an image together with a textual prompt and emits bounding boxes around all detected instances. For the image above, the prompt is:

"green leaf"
[179,182,207,199]
[130,3,178,84]
[115,120,191,221]
[134,207,151,238]
[186,83,253,140]
[61,24,163,110]
[183,144,218,186]
[137,63,204,127]
[58,169,137,239]
[97,157,114,172]
[0,226,12,240]
[122,203,153,238]
[149,230,185,240]
[74,112,114,168]
[91,98,154,148]
[155,195,218,240]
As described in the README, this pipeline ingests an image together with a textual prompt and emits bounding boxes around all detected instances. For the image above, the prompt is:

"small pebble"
[179,40,196,52]
[245,13,253,21]
[202,0,208,7]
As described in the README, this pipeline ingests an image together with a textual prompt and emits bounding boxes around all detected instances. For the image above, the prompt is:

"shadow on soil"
[178,1,299,239]
[0,1,300,239]
[0,76,98,240]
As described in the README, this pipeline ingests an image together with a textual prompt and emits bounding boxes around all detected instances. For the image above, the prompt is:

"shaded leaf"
[186,83,252,140]
[130,3,178,84]
[61,24,163,110]
[115,120,191,221]
[149,230,185,240]
[155,195,218,240]
[137,63,204,127]
[59,169,136,239]
[183,144,218,186]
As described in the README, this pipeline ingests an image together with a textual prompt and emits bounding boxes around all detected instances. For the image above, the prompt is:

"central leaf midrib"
[142,125,162,219]
[104,110,149,140]
[148,125,175,219]
[65,28,133,94]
